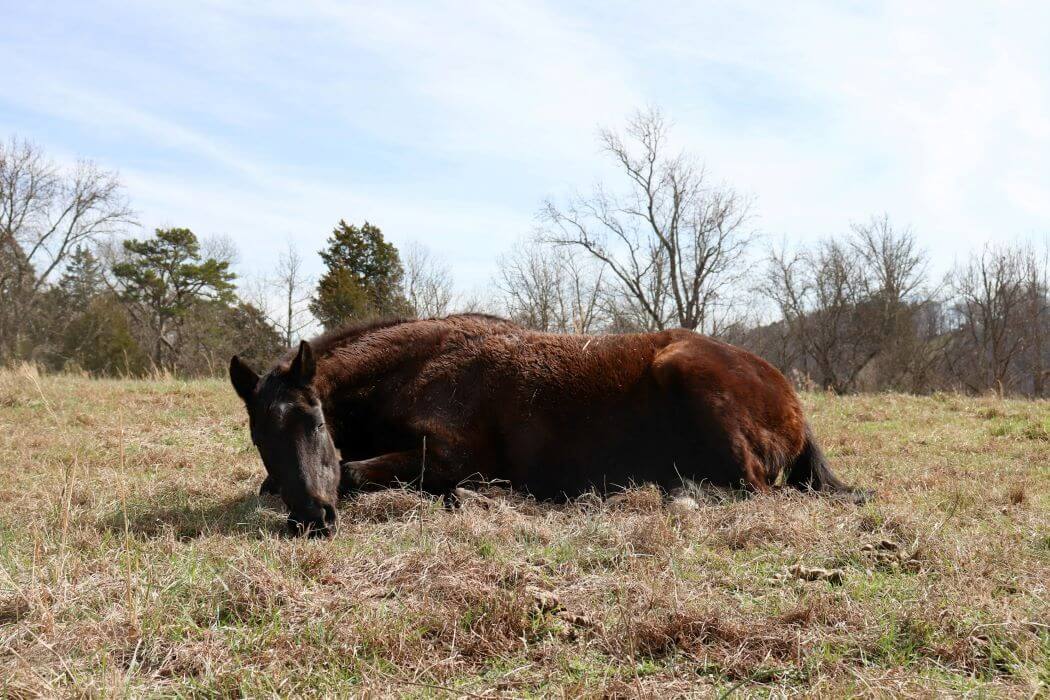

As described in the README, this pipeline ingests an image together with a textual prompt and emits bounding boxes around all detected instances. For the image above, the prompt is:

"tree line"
[2,114,1048,395]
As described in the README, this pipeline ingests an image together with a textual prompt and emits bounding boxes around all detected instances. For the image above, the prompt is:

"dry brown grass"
[0,369,1047,697]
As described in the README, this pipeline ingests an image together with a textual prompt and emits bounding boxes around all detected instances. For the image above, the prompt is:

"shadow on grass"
[103,482,790,541]
[102,488,285,540]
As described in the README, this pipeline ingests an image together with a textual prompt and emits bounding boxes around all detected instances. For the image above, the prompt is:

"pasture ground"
[0,368,1047,697]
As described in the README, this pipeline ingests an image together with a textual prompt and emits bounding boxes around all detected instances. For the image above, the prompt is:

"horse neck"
[311,334,426,457]
[311,331,424,413]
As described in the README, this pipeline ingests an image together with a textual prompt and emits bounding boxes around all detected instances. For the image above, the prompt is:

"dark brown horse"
[229,313,864,536]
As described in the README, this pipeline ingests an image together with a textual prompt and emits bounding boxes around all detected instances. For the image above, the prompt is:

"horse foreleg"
[341,449,458,495]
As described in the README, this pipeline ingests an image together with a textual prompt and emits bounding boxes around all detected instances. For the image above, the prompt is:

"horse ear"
[229,355,259,403]
[289,340,316,383]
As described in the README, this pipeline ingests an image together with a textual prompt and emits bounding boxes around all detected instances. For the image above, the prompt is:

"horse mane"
[304,313,513,360]
[305,317,412,359]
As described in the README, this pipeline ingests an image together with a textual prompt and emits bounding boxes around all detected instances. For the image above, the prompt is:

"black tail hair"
[787,425,870,503]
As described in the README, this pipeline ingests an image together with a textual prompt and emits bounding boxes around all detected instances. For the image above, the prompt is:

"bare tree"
[239,243,316,348]
[762,239,874,392]
[541,107,752,332]
[1021,243,1049,396]
[849,215,935,391]
[202,233,240,269]
[946,244,1038,395]
[268,242,315,346]
[453,290,499,315]
[560,249,605,333]
[495,236,604,332]
[402,242,455,318]
[0,137,134,359]
[759,217,933,393]
[851,215,927,320]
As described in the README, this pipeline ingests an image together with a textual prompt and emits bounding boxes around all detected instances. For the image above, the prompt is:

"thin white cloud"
[4,68,269,183]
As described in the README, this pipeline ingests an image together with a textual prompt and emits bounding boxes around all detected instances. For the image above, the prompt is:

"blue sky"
[2,1,1049,295]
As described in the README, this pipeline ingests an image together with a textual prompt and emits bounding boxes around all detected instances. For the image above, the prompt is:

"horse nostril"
[287,515,333,538]
[287,502,336,538]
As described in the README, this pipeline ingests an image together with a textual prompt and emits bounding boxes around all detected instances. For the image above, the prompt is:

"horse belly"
[497,388,678,498]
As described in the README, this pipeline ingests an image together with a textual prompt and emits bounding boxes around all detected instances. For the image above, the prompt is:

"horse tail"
[786,424,870,503]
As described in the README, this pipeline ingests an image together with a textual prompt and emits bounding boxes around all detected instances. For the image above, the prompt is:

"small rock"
[669,495,699,513]
[452,487,497,508]
[526,586,562,613]
[788,564,844,585]
[557,610,594,627]
[861,539,899,553]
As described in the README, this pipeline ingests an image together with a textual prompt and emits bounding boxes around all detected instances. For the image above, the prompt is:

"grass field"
[0,368,1047,697]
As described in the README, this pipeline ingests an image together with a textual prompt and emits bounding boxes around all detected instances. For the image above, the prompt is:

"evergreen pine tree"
[310,220,409,329]
[113,227,237,369]
[56,245,105,304]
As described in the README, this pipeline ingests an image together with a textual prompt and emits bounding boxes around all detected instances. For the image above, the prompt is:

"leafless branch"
[540,107,752,332]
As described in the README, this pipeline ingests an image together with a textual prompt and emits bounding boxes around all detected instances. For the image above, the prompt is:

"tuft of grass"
[0,372,1047,697]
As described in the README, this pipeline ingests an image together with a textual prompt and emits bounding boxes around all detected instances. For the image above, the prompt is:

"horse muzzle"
[287,502,338,538]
